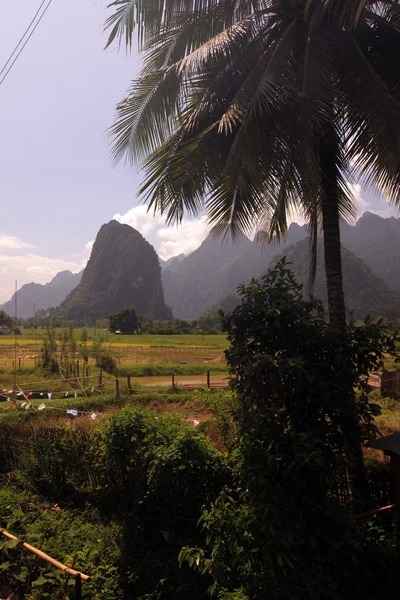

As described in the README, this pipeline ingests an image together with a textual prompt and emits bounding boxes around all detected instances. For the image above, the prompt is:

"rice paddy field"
[0,329,230,422]
[1,327,399,459]
[0,329,229,369]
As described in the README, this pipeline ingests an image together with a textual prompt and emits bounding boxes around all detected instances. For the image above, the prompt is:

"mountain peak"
[357,211,383,226]
[57,221,172,323]
[47,270,79,287]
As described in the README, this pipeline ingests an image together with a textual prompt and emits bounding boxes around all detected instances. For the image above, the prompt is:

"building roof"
[370,432,400,456]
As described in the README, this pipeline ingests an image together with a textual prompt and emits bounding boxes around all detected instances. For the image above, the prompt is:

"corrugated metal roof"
[370,432,400,455]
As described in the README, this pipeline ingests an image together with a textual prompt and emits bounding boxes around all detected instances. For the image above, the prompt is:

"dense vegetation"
[180,260,400,598]
[0,406,228,598]
[1,261,400,599]
[109,307,140,334]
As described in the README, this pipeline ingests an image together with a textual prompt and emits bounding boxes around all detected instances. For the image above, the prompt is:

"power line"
[0,0,48,78]
[0,0,54,88]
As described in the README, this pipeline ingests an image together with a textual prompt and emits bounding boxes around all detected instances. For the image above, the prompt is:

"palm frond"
[109,67,182,164]
[341,30,400,202]
[105,1,136,49]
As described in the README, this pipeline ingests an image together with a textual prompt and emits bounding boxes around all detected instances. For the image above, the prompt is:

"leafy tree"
[106,0,400,328]
[0,310,13,329]
[109,306,140,334]
[106,0,400,506]
[80,327,89,365]
[180,259,399,598]
[40,323,58,372]
[197,313,221,334]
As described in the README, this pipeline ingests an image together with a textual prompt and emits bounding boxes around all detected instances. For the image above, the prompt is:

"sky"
[0,0,398,303]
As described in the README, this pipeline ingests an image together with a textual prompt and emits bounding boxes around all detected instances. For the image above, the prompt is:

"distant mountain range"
[2,211,399,322]
[161,222,307,320]
[162,212,400,319]
[276,238,398,318]
[1,270,82,319]
[340,211,400,291]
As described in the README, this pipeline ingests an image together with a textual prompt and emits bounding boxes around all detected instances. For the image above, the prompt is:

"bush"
[180,259,400,599]
[1,407,229,598]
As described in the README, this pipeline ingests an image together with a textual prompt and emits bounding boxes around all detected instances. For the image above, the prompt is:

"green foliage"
[79,328,89,364]
[0,309,14,329]
[140,318,193,335]
[0,488,121,598]
[109,306,140,334]
[180,259,400,599]
[1,407,228,598]
[106,0,400,251]
[118,362,227,377]
[40,323,58,372]
[200,389,236,450]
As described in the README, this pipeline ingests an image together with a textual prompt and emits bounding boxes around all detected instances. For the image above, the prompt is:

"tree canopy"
[109,306,140,334]
[106,0,400,238]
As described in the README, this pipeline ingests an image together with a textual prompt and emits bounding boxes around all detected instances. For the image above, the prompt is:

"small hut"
[370,432,400,524]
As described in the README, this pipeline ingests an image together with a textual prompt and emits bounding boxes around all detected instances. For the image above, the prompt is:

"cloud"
[113,205,164,236]
[157,218,209,260]
[0,235,34,250]
[113,205,209,260]
[84,240,94,253]
[70,239,94,269]
[346,183,368,220]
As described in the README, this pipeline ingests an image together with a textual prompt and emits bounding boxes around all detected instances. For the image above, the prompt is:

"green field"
[0,329,229,349]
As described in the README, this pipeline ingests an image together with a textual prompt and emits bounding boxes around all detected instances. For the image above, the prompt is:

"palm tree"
[105,0,400,327]
[105,0,400,507]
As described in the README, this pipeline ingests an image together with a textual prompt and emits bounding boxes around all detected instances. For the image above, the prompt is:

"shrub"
[180,259,400,599]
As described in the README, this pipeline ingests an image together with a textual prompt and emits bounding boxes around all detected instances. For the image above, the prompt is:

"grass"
[0,385,220,433]
[0,330,228,370]
[375,396,400,436]
[0,329,229,348]
[118,362,228,376]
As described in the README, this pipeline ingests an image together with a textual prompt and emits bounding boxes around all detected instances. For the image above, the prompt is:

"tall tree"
[105,0,400,327]
[109,306,140,334]
[105,0,400,506]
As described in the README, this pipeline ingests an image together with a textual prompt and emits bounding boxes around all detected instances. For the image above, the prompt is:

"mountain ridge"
[1,270,83,319]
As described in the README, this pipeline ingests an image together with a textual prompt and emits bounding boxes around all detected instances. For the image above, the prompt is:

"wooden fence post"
[115,378,120,402]
[381,369,390,394]
[127,375,132,390]
[98,370,103,386]
[172,373,175,388]
[75,573,82,600]
[207,371,210,389]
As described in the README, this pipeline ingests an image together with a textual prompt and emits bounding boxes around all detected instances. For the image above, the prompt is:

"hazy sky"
[0,0,398,302]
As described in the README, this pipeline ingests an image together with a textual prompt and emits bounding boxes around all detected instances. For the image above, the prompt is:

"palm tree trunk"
[319,145,346,328]
[319,140,371,511]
